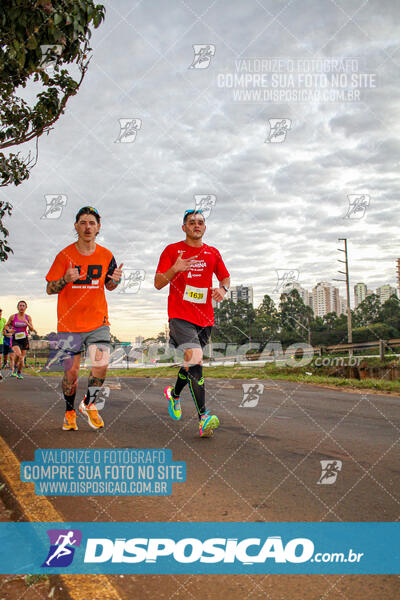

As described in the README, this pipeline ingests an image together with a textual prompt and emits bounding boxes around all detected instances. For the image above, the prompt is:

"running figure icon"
[45,531,77,566]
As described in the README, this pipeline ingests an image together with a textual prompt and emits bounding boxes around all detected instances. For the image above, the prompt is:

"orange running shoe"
[62,410,78,431]
[79,398,104,430]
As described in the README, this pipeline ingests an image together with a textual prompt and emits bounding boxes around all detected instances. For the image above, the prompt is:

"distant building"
[354,282,367,308]
[282,281,310,306]
[339,296,347,315]
[376,284,397,304]
[228,285,254,306]
[307,294,314,311]
[311,281,340,317]
[134,336,144,345]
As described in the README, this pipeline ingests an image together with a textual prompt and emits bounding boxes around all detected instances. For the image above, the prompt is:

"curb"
[0,434,122,600]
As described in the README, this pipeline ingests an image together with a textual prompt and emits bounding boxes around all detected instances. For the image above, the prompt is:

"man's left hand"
[211,287,227,302]
[111,263,124,283]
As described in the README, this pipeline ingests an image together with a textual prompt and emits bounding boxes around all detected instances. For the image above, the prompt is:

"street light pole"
[231,324,250,341]
[231,324,250,363]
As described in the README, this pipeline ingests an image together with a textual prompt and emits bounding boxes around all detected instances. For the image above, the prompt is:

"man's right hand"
[173,251,197,273]
[64,262,81,283]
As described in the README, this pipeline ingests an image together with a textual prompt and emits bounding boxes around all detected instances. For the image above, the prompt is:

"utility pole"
[334,238,353,354]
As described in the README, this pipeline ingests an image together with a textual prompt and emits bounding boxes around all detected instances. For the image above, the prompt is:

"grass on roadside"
[24,574,49,587]
[22,364,400,394]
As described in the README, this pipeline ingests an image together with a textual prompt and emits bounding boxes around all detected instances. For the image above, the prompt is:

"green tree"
[352,323,396,342]
[379,295,400,335]
[0,0,105,260]
[311,315,325,332]
[323,311,340,330]
[156,331,166,344]
[279,289,313,345]
[0,202,12,261]
[254,294,279,342]
[213,299,256,345]
[311,312,348,346]
[353,294,381,326]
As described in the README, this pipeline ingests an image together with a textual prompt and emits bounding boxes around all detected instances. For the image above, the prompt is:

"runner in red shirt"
[155,209,230,437]
[46,206,123,432]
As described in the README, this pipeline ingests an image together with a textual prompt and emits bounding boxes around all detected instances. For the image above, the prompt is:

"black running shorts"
[169,318,212,350]
[12,337,29,351]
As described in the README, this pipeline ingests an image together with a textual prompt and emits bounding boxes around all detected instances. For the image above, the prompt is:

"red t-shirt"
[46,243,116,333]
[156,241,230,326]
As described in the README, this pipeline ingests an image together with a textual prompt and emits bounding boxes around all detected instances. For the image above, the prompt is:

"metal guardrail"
[27,338,400,369]
[322,339,400,352]
[318,339,400,361]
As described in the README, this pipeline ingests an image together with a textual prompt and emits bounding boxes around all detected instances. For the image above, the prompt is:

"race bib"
[15,331,26,340]
[183,285,208,304]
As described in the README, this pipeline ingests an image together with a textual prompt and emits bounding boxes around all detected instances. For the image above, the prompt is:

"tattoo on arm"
[47,278,67,295]
[105,280,118,291]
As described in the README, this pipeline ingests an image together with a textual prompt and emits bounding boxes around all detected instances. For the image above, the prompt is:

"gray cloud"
[1,0,399,337]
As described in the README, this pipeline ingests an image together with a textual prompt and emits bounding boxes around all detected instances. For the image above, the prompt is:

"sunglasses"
[77,206,100,217]
[183,209,204,223]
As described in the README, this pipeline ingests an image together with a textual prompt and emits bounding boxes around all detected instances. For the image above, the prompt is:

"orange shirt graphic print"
[46,243,113,333]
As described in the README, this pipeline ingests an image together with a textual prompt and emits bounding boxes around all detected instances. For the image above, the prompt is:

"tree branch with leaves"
[0,0,105,260]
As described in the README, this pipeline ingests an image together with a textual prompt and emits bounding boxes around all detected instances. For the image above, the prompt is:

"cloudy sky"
[1,0,399,340]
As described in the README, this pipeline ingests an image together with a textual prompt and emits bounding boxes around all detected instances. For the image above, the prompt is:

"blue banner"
[0,522,399,574]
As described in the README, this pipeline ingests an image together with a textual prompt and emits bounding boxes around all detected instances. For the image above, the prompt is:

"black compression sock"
[172,367,188,398]
[85,376,105,405]
[64,393,76,412]
[187,364,205,418]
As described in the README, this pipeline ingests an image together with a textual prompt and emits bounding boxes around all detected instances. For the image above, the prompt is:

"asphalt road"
[0,372,399,599]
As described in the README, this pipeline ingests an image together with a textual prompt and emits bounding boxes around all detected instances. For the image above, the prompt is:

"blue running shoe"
[199,411,219,437]
[164,385,181,420]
